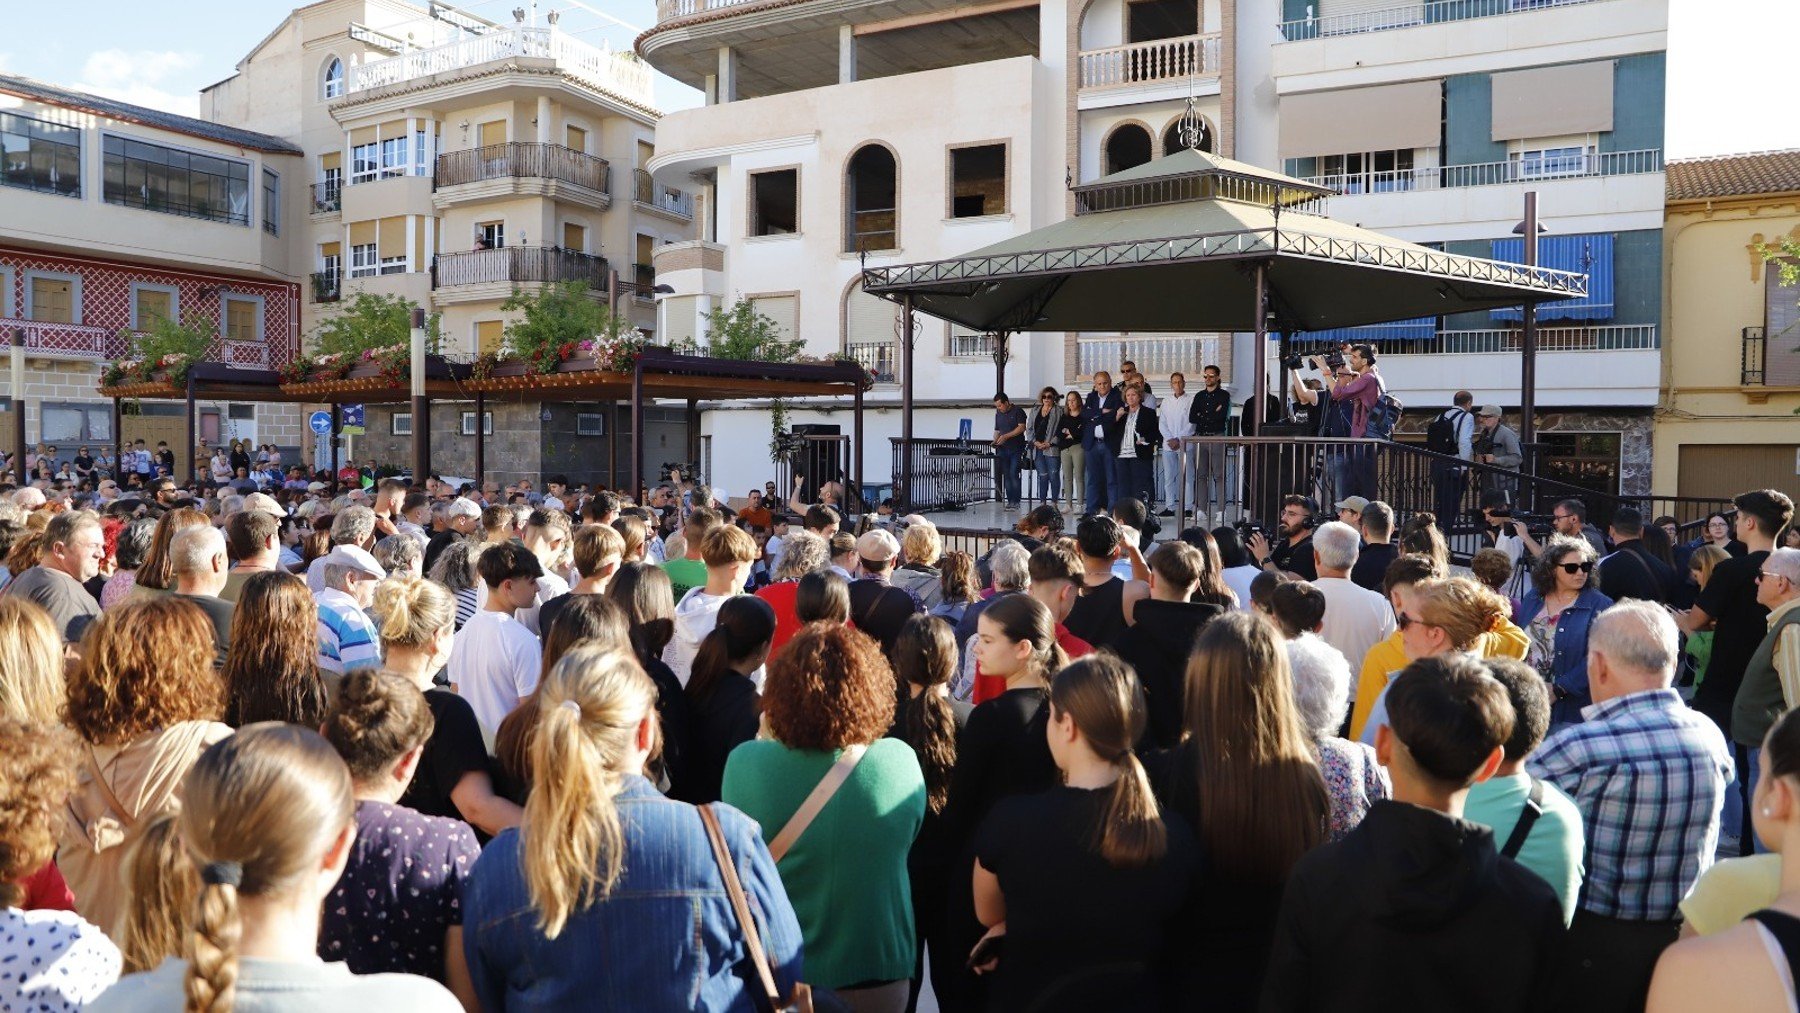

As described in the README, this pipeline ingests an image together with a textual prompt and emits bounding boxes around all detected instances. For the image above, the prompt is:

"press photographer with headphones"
[1246,495,1320,580]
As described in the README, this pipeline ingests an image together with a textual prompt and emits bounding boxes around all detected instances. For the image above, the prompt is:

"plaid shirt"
[1528,688,1734,921]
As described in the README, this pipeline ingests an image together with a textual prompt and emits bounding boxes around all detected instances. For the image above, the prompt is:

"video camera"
[1473,506,1554,530]
[1281,345,1346,373]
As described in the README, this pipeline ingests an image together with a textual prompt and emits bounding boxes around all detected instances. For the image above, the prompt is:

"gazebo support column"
[899,295,916,512]
[686,398,699,472]
[630,361,644,502]
[10,329,25,486]
[1519,190,1539,478]
[1247,261,1269,514]
[609,400,620,492]
[410,308,430,488]
[111,398,123,483]
[329,403,341,492]
[473,393,486,489]
[853,383,864,513]
[992,330,1011,399]
[185,374,198,487]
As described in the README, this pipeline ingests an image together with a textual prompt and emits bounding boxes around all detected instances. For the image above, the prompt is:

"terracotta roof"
[0,73,303,156]
[1667,149,1800,202]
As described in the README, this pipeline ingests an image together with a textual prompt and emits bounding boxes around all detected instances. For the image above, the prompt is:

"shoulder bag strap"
[767,744,867,863]
[700,804,784,1011]
[1499,776,1546,860]
[85,745,137,831]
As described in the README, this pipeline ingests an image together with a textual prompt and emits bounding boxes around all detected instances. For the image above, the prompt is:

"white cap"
[320,544,386,580]
[240,492,285,518]
[446,497,482,520]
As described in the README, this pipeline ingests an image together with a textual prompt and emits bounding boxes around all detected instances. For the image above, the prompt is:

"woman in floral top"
[1286,632,1390,840]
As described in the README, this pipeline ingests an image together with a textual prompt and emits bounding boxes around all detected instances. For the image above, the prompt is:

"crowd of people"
[2,452,1800,1012]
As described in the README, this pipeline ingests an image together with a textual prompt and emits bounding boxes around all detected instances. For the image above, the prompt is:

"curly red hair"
[67,598,224,746]
[0,720,79,907]
[763,623,895,750]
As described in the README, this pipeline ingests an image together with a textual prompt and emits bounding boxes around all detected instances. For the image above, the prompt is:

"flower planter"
[98,374,186,399]
[466,355,634,393]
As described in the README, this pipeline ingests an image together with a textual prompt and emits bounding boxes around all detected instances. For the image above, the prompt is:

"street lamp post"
[1517,191,1540,476]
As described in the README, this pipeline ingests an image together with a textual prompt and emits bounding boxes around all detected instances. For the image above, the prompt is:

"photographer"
[1512,498,1607,562]
[1290,350,1355,506]
[1246,495,1320,581]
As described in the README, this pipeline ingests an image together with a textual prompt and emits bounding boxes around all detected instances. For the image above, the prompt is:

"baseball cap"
[307,481,328,492]
[446,497,483,520]
[1333,496,1369,513]
[856,529,900,563]
[320,544,386,580]
[1478,405,1502,418]
[240,492,286,518]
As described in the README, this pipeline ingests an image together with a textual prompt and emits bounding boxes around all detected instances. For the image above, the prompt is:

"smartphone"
[965,933,1005,970]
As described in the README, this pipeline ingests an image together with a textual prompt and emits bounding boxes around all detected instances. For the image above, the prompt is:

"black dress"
[886,697,974,1010]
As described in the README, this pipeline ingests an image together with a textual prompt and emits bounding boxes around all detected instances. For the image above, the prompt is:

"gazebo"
[860,146,1588,508]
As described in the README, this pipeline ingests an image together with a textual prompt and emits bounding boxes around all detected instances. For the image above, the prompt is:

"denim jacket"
[1518,586,1614,723]
[463,776,805,1012]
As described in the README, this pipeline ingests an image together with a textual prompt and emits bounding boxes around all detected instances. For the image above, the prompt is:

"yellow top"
[1680,854,1783,936]
[1347,619,1530,740]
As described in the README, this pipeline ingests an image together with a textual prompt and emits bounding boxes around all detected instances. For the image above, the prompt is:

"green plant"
[698,298,809,461]
[103,310,217,387]
[312,292,440,360]
[498,281,629,373]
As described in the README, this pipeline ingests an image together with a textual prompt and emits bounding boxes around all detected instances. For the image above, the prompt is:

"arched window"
[844,144,897,254]
[322,58,345,99]
[1162,117,1212,156]
[1104,123,1153,175]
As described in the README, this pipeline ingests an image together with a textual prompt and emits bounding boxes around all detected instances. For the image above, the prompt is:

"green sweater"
[662,558,708,603]
[721,739,926,989]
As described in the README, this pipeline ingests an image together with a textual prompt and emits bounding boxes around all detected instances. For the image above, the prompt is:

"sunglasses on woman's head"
[1559,561,1594,574]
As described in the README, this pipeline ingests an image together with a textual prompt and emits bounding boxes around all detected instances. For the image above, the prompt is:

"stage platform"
[912,499,1253,537]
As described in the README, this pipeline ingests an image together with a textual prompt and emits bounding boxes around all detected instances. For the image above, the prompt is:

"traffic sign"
[308,411,332,436]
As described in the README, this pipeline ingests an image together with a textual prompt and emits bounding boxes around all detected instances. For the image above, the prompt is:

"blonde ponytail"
[122,812,198,974]
[523,643,656,939]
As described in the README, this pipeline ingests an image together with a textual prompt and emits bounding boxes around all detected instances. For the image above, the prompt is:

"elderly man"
[1155,371,1197,518]
[1729,546,1800,795]
[1529,600,1734,1013]
[1310,520,1395,675]
[425,496,482,575]
[306,504,378,593]
[846,529,925,653]
[3,508,103,642]
[170,524,235,666]
[1474,405,1524,504]
[316,544,386,679]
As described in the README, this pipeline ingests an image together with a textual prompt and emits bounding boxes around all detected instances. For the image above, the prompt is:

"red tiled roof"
[1667,149,1800,202]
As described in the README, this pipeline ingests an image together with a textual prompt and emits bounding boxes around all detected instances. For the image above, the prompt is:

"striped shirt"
[317,588,382,676]
[1529,688,1734,921]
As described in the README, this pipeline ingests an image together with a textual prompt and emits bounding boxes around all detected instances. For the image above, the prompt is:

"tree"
[312,292,440,358]
[698,299,806,363]
[498,281,630,372]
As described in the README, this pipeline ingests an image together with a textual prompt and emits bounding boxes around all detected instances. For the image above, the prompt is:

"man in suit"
[1083,370,1124,513]
[1106,383,1161,507]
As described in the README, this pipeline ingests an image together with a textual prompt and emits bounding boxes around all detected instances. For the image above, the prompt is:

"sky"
[0,0,1791,160]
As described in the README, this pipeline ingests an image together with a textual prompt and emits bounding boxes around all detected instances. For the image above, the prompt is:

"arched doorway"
[844,144,898,254]
[1104,123,1154,175]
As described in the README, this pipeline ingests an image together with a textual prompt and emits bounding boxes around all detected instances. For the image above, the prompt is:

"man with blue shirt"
[1082,371,1123,513]
[991,393,1027,509]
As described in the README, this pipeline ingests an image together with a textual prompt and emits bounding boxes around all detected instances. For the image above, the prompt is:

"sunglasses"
[1759,571,1791,583]
[1558,561,1595,574]
[1395,612,1422,631]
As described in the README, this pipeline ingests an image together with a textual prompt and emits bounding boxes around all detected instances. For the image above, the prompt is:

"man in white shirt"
[449,541,545,740]
[1156,371,1197,518]
[1311,520,1396,674]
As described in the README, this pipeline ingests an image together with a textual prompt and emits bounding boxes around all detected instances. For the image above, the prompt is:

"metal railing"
[1743,326,1766,386]
[310,270,342,303]
[1,319,121,360]
[947,331,997,359]
[310,181,341,213]
[632,169,693,218]
[1078,32,1221,89]
[891,438,1000,512]
[632,264,656,301]
[435,142,611,193]
[221,340,270,368]
[1278,0,1602,41]
[431,246,611,289]
[1302,324,1659,356]
[1077,334,1228,379]
[845,341,899,384]
[1301,149,1663,194]
[347,25,655,106]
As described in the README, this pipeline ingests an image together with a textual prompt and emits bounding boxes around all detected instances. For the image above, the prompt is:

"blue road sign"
[958,418,972,443]
[308,411,332,436]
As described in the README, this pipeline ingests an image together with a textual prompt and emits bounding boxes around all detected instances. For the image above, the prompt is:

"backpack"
[1365,389,1403,441]
[1425,408,1468,456]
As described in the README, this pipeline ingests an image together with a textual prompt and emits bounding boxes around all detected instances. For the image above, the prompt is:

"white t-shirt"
[515,571,572,636]
[0,907,120,1010]
[1315,576,1396,674]
[449,609,543,742]
[1223,564,1261,611]
[766,533,787,573]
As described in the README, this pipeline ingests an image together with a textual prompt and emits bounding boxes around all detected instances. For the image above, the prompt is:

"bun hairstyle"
[685,595,777,705]
[892,616,958,815]
[1049,655,1167,867]
[323,670,435,785]
[1409,576,1511,651]
[179,725,355,1013]
[369,575,455,650]
[524,644,657,939]
[979,593,1069,683]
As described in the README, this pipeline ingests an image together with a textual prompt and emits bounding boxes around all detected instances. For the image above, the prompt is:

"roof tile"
[1667,149,1800,202]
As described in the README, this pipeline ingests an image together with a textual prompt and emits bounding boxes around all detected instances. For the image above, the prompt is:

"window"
[562,223,586,252]
[1103,124,1153,175]
[103,136,251,225]
[1,111,81,197]
[262,168,279,235]
[844,145,897,253]
[948,144,1007,218]
[130,284,178,330]
[414,128,432,176]
[478,121,507,148]
[750,169,798,237]
[1512,144,1593,179]
[351,141,379,183]
[577,412,606,436]
[222,296,261,343]
[391,413,413,436]
[566,125,587,152]
[379,136,408,179]
[475,321,505,355]
[1316,149,1416,193]
[461,411,495,436]
[477,221,505,250]
[40,402,111,443]
[25,274,78,323]
[350,243,378,278]
[323,58,345,99]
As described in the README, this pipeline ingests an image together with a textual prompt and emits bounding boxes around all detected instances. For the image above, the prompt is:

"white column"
[838,25,856,84]
[537,96,553,144]
[716,46,737,104]
[406,216,418,273]
[704,73,718,106]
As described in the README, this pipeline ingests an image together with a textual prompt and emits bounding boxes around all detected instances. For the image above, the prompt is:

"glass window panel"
[40,407,85,443]
[87,410,111,442]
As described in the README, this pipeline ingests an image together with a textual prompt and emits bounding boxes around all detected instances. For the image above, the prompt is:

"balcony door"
[478,121,506,148]
[28,276,75,323]
[1127,0,1197,43]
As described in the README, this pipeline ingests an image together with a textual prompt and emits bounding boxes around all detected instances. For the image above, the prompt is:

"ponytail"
[684,596,777,705]
[1049,654,1168,869]
[122,812,197,974]
[892,616,959,814]
[523,643,655,939]
[185,865,243,1013]
[982,594,1064,688]
[686,624,737,704]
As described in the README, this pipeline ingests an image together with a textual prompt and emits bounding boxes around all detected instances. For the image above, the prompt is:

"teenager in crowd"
[494,595,632,802]
[606,562,692,795]
[664,525,759,685]
[462,643,804,1010]
[796,569,851,626]
[679,594,777,805]
[1115,540,1225,748]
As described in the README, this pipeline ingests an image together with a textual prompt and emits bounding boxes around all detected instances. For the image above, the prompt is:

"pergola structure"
[93,349,870,498]
[861,147,1588,509]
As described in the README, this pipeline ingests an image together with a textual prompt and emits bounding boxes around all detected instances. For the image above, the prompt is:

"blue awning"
[1297,318,1438,344]
[1491,233,1611,321]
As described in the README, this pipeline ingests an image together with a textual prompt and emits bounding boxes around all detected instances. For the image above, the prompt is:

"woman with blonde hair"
[892,519,944,610]
[91,725,461,1010]
[462,643,805,1010]
[368,576,521,837]
[1147,611,1328,1010]
[1682,544,1731,691]
[972,655,1196,1010]
[117,813,194,974]
[0,597,65,725]
[0,721,120,1006]
[60,598,232,939]
[128,506,208,599]
[1357,576,1518,745]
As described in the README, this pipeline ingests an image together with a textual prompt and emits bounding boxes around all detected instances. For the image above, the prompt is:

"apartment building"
[1251,0,1669,497]
[200,0,693,484]
[1655,149,1800,504]
[0,74,303,479]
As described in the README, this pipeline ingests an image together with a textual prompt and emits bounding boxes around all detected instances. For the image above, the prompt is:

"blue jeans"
[1085,442,1116,514]
[995,445,1023,505]
[1034,452,1061,504]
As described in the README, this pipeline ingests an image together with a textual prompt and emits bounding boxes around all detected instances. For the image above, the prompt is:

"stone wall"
[362,400,642,487]
[1397,408,1654,497]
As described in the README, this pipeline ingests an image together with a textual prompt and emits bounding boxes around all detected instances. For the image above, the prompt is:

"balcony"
[1349,324,1660,355]
[0,318,122,362]
[220,341,270,369]
[431,246,611,302]
[1078,33,1221,91]
[632,264,656,302]
[346,25,654,108]
[633,169,694,220]
[845,341,899,384]
[434,142,611,209]
[1301,150,1663,195]
[1278,0,1605,41]
[1076,334,1230,381]
[310,182,341,215]
[311,270,342,304]
[947,331,997,359]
